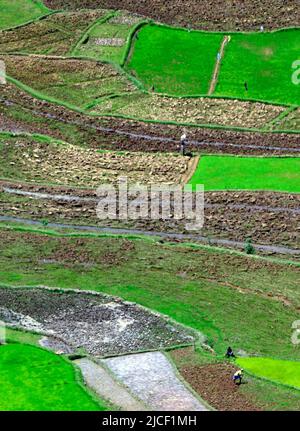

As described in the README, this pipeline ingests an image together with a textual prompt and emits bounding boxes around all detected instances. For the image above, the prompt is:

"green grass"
[127,23,223,94]
[189,155,300,192]
[215,29,300,105]
[0,0,51,30]
[74,22,129,63]
[73,13,143,65]
[5,328,41,346]
[0,228,300,360]
[0,343,106,410]
[127,24,300,105]
[237,357,300,390]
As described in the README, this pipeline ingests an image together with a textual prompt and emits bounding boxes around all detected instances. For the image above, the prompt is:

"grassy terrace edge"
[4,76,300,134]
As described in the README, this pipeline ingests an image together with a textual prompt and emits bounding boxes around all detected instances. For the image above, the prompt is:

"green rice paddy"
[189,155,300,192]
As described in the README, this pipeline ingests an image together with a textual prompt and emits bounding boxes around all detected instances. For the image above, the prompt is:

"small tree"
[245,238,255,255]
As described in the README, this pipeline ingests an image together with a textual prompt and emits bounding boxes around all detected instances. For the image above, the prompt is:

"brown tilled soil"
[0,10,108,56]
[0,137,190,187]
[95,93,283,129]
[0,181,299,256]
[44,0,300,31]
[0,55,134,110]
[0,84,299,156]
[0,287,194,356]
[169,348,261,411]
[180,362,261,411]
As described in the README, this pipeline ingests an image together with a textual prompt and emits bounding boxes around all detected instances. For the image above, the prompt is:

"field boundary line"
[208,35,230,95]
[68,10,118,56]
[263,105,298,131]
[150,21,300,36]
[0,216,299,257]
[181,156,200,185]
[0,8,63,33]
[165,351,214,411]
[0,222,299,266]
[3,76,300,135]
[121,20,152,67]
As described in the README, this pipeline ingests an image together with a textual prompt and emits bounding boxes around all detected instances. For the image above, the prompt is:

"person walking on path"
[180,133,188,156]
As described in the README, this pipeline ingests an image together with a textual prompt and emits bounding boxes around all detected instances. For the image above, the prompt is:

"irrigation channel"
[3,186,300,215]
[1,215,299,256]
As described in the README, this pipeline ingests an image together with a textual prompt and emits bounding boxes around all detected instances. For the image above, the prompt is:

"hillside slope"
[44,0,300,31]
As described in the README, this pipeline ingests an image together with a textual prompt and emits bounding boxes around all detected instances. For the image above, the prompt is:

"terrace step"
[102,351,209,411]
[75,358,145,411]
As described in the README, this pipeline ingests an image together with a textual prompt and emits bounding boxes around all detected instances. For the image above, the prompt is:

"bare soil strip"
[3,186,300,215]
[102,351,208,411]
[208,36,229,95]
[0,86,299,155]
[75,358,145,411]
[44,0,300,32]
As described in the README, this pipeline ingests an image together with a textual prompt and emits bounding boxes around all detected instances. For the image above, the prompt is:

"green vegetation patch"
[0,10,109,56]
[73,12,143,64]
[237,357,300,390]
[189,155,300,192]
[127,23,222,94]
[1,55,135,110]
[215,29,300,105]
[128,24,300,105]
[0,0,51,30]
[0,229,300,359]
[0,343,106,410]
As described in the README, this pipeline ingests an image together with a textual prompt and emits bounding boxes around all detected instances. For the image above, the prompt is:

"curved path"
[102,351,208,411]
[0,215,299,256]
[75,358,146,411]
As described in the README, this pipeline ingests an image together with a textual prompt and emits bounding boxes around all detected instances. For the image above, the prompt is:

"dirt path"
[102,351,209,411]
[75,358,145,411]
[208,36,229,95]
[3,186,300,215]
[1,215,299,256]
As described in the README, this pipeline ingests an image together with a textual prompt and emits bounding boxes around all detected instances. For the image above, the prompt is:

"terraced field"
[0,0,299,414]
[0,343,106,411]
[0,10,110,55]
[72,11,144,64]
[0,0,51,30]
[127,24,300,105]
[189,156,300,192]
